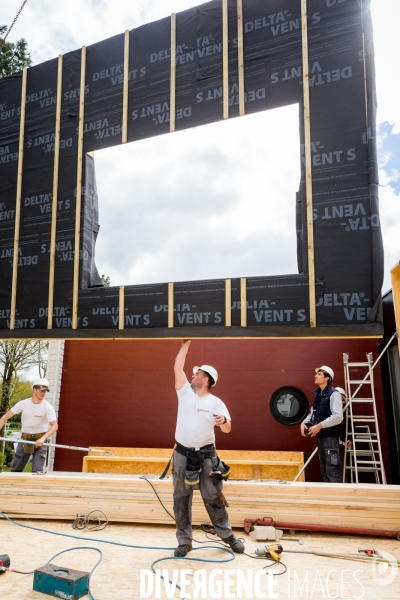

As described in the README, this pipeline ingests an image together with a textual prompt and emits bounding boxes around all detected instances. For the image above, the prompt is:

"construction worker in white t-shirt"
[0,378,58,473]
[172,339,244,557]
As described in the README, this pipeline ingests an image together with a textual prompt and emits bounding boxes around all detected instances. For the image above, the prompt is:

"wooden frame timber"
[47,55,63,329]
[225,278,231,327]
[119,286,125,329]
[122,30,129,144]
[9,67,27,330]
[301,0,316,328]
[237,0,245,116]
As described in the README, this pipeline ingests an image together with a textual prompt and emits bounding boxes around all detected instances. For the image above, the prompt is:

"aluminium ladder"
[343,352,386,484]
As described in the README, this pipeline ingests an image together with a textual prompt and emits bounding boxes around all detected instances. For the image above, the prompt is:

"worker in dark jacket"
[300,366,343,483]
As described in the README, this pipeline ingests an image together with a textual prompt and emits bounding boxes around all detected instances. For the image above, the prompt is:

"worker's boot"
[222,534,245,553]
[174,544,192,557]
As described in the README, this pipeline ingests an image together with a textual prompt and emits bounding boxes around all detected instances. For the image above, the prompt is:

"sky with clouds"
[2,0,399,294]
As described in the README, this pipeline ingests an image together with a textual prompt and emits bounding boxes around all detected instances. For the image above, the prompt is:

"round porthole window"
[269,386,309,425]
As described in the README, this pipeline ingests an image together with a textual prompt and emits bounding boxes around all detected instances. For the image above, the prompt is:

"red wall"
[54,338,389,481]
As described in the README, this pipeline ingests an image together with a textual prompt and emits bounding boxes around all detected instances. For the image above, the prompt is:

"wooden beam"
[225,279,231,326]
[168,282,174,328]
[72,46,86,330]
[47,55,63,329]
[122,30,129,144]
[222,0,229,120]
[10,67,28,330]
[240,277,247,327]
[119,286,125,329]
[170,13,176,133]
[237,0,245,116]
[390,263,400,358]
[301,0,316,328]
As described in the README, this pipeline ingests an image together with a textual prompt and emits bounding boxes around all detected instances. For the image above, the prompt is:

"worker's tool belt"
[21,432,46,454]
[175,442,230,489]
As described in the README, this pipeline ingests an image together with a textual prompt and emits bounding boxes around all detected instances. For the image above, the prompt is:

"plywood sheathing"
[84,448,305,480]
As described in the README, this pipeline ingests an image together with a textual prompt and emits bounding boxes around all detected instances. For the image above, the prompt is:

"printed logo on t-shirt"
[34,414,44,418]
[197,409,210,413]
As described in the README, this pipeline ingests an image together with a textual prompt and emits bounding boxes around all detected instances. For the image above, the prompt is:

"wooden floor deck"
[0,517,399,599]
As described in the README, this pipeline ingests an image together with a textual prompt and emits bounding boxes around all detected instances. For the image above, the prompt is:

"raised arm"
[174,339,191,390]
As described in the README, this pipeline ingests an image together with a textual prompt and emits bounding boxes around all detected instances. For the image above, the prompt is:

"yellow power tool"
[253,544,283,561]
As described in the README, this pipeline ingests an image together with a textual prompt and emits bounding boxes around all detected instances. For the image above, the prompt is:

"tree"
[0,25,32,78]
[0,341,48,456]
[101,274,111,287]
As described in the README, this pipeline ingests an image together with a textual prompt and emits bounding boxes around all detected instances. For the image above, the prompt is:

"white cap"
[33,378,50,391]
[335,387,346,397]
[193,365,218,386]
[315,366,334,380]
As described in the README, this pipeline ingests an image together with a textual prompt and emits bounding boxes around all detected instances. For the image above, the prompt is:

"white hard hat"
[335,387,346,397]
[193,365,218,386]
[33,378,50,391]
[315,366,334,380]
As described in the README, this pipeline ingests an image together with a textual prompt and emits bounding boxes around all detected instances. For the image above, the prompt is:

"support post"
[237,0,245,116]
[168,283,174,328]
[240,278,247,327]
[225,279,231,326]
[72,46,86,330]
[10,67,28,330]
[170,14,176,133]
[122,30,129,144]
[390,263,400,358]
[222,0,229,120]
[48,55,63,329]
[301,0,316,328]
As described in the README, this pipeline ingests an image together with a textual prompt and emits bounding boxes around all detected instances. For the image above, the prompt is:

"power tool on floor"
[253,544,283,561]
[0,554,11,573]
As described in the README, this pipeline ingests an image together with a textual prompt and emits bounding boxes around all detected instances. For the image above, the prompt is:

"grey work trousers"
[172,450,233,545]
[317,436,342,483]
[11,442,48,473]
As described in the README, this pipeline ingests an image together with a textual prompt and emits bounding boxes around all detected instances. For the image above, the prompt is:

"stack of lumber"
[1,473,399,534]
[83,447,305,481]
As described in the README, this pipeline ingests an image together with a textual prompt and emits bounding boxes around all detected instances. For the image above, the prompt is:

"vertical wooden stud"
[72,46,86,330]
[119,286,125,329]
[10,67,28,330]
[168,282,174,328]
[237,0,245,116]
[225,279,231,326]
[122,30,129,144]
[240,277,247,327]
[170,13,176,133]
[47,55,63,329]
[301,0,316,328]
[222,0,229,120]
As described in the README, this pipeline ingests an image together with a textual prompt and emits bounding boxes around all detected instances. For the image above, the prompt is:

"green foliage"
[101,274,111,287]
[0,25,32,78]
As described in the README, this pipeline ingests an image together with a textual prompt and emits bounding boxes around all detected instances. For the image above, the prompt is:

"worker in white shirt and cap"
[172,340,244,557]
[0,378,58,473]
[300,366,343,483]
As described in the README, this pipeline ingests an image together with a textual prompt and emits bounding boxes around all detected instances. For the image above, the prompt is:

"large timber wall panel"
[0,0,383,337]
